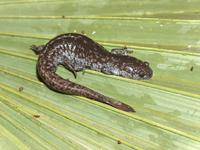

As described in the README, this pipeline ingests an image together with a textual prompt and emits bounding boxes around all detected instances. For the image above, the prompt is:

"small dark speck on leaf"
[190,66,194,71]
[33,114,40,118]
[18,87,24,92]
[62,15,65,19]
[117,140,121,144]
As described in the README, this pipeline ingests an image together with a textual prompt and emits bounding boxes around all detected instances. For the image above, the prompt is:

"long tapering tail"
[39,70,135,112]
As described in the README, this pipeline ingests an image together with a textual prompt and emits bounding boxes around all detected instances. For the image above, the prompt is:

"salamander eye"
[125,66,133,72]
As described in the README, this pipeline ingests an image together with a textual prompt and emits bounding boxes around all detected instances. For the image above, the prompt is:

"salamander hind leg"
[62,62,77,78]
[111,47,133,56]
[31,45,45,54]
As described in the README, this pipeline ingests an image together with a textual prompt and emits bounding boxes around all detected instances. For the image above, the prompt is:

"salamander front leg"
[111,47,133,56]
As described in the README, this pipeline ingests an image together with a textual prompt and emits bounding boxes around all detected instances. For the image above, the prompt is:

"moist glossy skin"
[31,33,153,112]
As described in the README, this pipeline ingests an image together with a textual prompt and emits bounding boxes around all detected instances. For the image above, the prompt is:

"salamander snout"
[138,67,153,79]
[121,60,153,80]
[135,61,153,80]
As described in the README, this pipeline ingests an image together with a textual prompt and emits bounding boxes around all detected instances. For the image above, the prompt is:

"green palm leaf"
[0,0,200,149]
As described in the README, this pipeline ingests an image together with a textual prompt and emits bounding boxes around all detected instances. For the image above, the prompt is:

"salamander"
[31,33,153,112]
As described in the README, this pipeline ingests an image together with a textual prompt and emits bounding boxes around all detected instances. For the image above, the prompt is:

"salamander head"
[117,56,153,80]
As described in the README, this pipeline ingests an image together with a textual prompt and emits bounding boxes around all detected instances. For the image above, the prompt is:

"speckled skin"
[31,33,153,112]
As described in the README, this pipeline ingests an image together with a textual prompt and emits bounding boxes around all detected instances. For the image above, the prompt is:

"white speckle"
[70,52,75,58]
[113,100,123,106]
[160,24,164,27]
[127,67,133,72]
[72,45,76,51]
[60,45,64,50]
[62,51,69,57]
[112,68,120,75]
[187,45,192,48]
[68,43,72,50]
[49,51,54,56]
[54,56,63,65]
[64,44,68,49]
[92,31,96,35]
[74,30,77,33]
[115,102,122,106]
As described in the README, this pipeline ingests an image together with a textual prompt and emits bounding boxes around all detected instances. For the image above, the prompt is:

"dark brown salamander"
[31,33,153,112]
